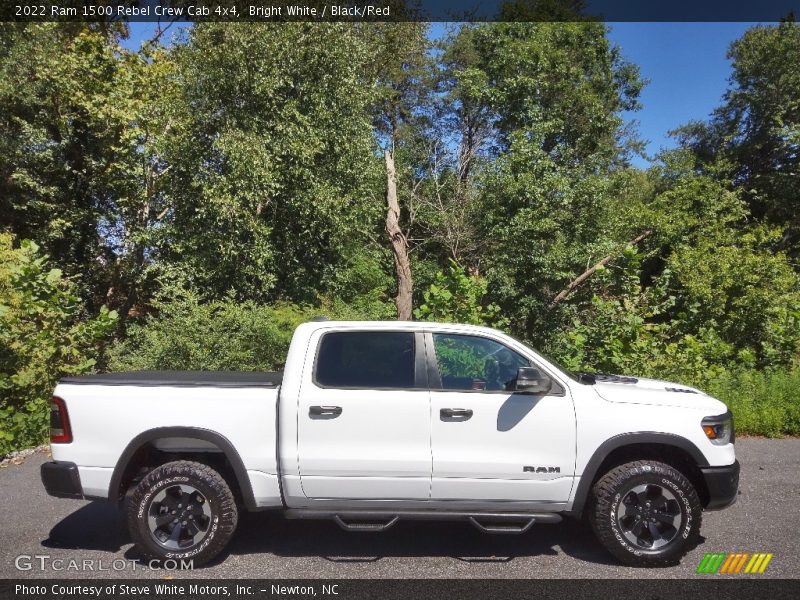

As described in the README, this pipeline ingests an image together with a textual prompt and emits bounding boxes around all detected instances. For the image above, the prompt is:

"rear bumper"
[701,460,740,510]
[41,461,83,499]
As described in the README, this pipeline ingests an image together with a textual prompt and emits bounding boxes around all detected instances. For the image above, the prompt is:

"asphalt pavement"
[1,438,797,579]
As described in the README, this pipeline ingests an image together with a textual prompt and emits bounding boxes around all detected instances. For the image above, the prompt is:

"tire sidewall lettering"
[610,490,642,555]
[660,477,694,539]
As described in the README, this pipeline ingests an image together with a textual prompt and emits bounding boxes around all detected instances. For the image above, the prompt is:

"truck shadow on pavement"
[41,501,639,568]
[220,511,621,567]
[41,501,129,552]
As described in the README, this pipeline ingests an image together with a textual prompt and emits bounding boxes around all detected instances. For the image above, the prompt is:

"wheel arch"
[569,432,710,516]
[109,426,258,511]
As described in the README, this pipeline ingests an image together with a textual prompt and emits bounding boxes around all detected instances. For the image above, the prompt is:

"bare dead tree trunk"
[385,149,413,320]
[549,231,652,308]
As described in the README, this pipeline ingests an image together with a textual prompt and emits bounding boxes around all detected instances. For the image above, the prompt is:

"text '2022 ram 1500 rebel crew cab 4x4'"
[41,320,739,567]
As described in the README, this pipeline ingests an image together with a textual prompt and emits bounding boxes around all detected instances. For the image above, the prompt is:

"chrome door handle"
[309,405,342,417]
[440,408,473,420]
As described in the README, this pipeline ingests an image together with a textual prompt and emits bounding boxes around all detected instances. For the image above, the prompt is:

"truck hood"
[590,374,728,412]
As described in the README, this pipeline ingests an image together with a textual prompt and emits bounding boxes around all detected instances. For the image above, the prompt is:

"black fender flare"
[108,426,259,511]
[569,432,710,516]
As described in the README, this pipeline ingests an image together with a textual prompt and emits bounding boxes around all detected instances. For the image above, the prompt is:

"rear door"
[296,329,431,500]
[427,331,576,503]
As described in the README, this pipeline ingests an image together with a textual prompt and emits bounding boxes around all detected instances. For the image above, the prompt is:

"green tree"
[465,20,643,162]
[550,154,800,379]
[155,23,387,306]
[444,22,645,341]
[647,159,800,368]
[675,21,800,256]
[0,23,150,313]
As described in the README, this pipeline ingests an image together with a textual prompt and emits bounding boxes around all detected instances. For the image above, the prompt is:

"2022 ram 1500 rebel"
[41,320,739,567]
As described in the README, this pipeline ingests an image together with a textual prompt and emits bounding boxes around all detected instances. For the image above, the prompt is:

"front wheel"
[127,460,238,567]
[588,460,702,567]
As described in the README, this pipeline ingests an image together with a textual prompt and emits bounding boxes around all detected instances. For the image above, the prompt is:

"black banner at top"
[2,0,799,22]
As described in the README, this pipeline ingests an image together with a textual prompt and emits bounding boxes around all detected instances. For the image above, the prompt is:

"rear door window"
[315,331,416,389]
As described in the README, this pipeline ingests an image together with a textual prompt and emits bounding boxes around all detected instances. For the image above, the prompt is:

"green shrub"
[0,235,117,456]
[108,287,394,372]
[415,260,507,328]
[704,368,800,437]
[544,246,800,437]
[110,292,308,372]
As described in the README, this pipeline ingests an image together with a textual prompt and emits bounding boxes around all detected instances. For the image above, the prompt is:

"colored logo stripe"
[697,553,726,573]
[720,553,749,573]
[744,553,773,574]
[720,553,737,573]
[698,552,773,574]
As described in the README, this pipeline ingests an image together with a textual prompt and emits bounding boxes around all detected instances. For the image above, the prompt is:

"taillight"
[50,396,72,443]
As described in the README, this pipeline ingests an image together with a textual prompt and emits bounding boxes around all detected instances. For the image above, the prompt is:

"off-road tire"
[127,460,238,567]
[588,460,702,567]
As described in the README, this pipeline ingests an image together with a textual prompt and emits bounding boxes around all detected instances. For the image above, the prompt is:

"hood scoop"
[594,373,639,384]
[665,387,698,394]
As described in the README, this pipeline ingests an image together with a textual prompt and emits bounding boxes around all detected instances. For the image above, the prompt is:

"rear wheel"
[127,460,238,567]
[588,460,702,567]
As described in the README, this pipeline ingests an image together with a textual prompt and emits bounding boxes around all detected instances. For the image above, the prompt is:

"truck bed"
[59,370,283,388]
[52,371,282,503]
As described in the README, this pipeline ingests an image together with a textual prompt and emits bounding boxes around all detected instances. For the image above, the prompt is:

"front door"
[427,332,576,503]
[297,329,431,500]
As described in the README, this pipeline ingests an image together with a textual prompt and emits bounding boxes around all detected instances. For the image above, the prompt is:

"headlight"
[702,411,734,445]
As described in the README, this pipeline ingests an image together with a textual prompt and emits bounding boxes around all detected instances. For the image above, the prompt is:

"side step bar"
[333,515,399,532]
[468,515,536,535]
[284,509,562,534]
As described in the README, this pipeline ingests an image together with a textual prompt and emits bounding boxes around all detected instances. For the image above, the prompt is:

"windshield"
[518,340,584,383]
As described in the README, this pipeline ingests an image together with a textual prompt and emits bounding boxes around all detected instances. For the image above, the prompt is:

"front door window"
[432,333,530,392]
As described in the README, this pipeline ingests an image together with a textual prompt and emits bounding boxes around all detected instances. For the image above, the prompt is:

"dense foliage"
[0,234,117,455]
[1,16,799,451]
[706,369,800,437]
[414,260,506,327]
[108,287,391,373]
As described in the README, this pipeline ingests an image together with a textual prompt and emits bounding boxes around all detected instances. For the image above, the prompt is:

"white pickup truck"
[41,320,739,567]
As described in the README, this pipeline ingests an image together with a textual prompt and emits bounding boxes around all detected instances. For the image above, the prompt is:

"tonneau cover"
[59,370,283,388]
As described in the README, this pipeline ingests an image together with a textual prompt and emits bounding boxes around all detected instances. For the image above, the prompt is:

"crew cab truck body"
[41,320,739,567]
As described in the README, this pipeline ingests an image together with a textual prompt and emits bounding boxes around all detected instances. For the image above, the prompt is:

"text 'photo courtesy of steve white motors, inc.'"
[14,583,340,597]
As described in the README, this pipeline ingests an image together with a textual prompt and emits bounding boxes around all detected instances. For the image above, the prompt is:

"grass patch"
[705,369,800,437]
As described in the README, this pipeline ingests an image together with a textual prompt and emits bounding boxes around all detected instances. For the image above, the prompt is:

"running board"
[333,515,399,532]
[468,515,537,535]
[283,509,562,534]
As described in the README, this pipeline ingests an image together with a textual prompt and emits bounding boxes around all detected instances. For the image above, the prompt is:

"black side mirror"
[515,367,552,394]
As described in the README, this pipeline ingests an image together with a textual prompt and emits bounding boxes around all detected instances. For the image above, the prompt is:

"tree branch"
[549,230,652,308]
